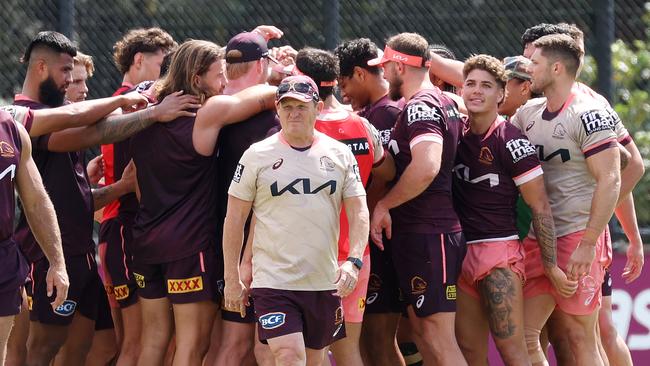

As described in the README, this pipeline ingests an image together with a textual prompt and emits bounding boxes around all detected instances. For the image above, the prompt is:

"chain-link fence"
[1,0,646,100]
[1,0,649,239]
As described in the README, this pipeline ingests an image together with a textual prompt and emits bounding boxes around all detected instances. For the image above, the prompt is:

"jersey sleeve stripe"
[618,134,632,146]
[583,138,617,158]
[409,133,443,149]
[513,165,543,186]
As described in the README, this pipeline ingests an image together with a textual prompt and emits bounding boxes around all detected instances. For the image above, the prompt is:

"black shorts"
[132,248,220,304]
[0,240,29,317]
[99,218,138,308]
[27,253,101,325]
[252,288,345,350]
[391,231,466,317]
[365,235,405,314]
[94,279,114,331]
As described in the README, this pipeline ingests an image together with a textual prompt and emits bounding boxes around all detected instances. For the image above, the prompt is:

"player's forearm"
[92,181,131,210]
[530,205,558,269]
[219,85,276,127]
[584,172,621,245]
[615,194,643,247]
[429,52,464,88]
[379,163,436,209]
[618,153,644,204]
[91,106,159,146]
[346,201,370,259]
[223,216,246,282]
[28,96,123,136]
[22,189,65,267]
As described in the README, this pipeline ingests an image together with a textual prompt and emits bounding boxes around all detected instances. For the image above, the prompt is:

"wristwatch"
[346,257,363,270]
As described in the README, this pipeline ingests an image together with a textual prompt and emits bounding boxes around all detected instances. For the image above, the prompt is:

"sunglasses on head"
[276,81,319,101]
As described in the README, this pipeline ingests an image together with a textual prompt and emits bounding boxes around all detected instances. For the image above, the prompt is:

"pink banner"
[488,251,649,365]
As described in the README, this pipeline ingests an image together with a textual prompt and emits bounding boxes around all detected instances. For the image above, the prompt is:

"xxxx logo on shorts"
[104,284,114,296]
[446,285,457,300]
[167,276,203,294]
[410,276,427,295]
[134,272,145,288]
[114,285,130,300]
[27,296,33,311]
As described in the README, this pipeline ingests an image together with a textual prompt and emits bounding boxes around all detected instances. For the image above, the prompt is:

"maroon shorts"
[99,218,138,308]
[0,239,29,316]
[251,288,345,350]
[132,248,220,304]
[217,279,256,323]
[27,252,101,325]
[391,231,466,317]
[94,278,114,331]
[365,235,405,314]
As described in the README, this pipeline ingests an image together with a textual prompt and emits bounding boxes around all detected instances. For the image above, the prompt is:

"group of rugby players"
[0,18,644,366]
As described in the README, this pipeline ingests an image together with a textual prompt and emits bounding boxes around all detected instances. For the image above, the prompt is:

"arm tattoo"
[532,212,557,268]
[92,184,122,210]
[479,268,516,339]
[96,108,156,145]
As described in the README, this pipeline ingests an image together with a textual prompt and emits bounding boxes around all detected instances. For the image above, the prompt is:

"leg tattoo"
[479,268,516,339]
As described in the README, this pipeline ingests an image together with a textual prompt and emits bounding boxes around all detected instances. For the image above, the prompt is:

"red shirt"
[315,109,378,260]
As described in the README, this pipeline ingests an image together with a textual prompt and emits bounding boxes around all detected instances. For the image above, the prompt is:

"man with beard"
[368,32,467,365]
[520,24,644,366]
[334,38,407,366]
[13,31,199,365]
[511,34,621,366]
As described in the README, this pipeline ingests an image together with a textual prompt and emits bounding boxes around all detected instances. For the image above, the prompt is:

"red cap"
[276,75,320,103]
[367,46,428,68]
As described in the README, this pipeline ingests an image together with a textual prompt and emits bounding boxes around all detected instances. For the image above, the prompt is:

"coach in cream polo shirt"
[222,75,369,363]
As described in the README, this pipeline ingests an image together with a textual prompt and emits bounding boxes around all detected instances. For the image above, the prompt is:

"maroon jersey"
[131,113,217,264]
[215,110,280,225]
[13,95,94,261]
[453,117,542,243]
[358,94,404,146]
[388,88,463,234]
[101,83,138,224]
[0,111,21,243]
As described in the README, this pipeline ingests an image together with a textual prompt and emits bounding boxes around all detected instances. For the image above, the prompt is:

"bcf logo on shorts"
[53,300,77,317]
[259,312,286,330]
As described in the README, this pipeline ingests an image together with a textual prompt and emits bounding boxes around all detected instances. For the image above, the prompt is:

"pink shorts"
[523,230,610,315]
[458,240,525,299]
[338,254,371,323]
